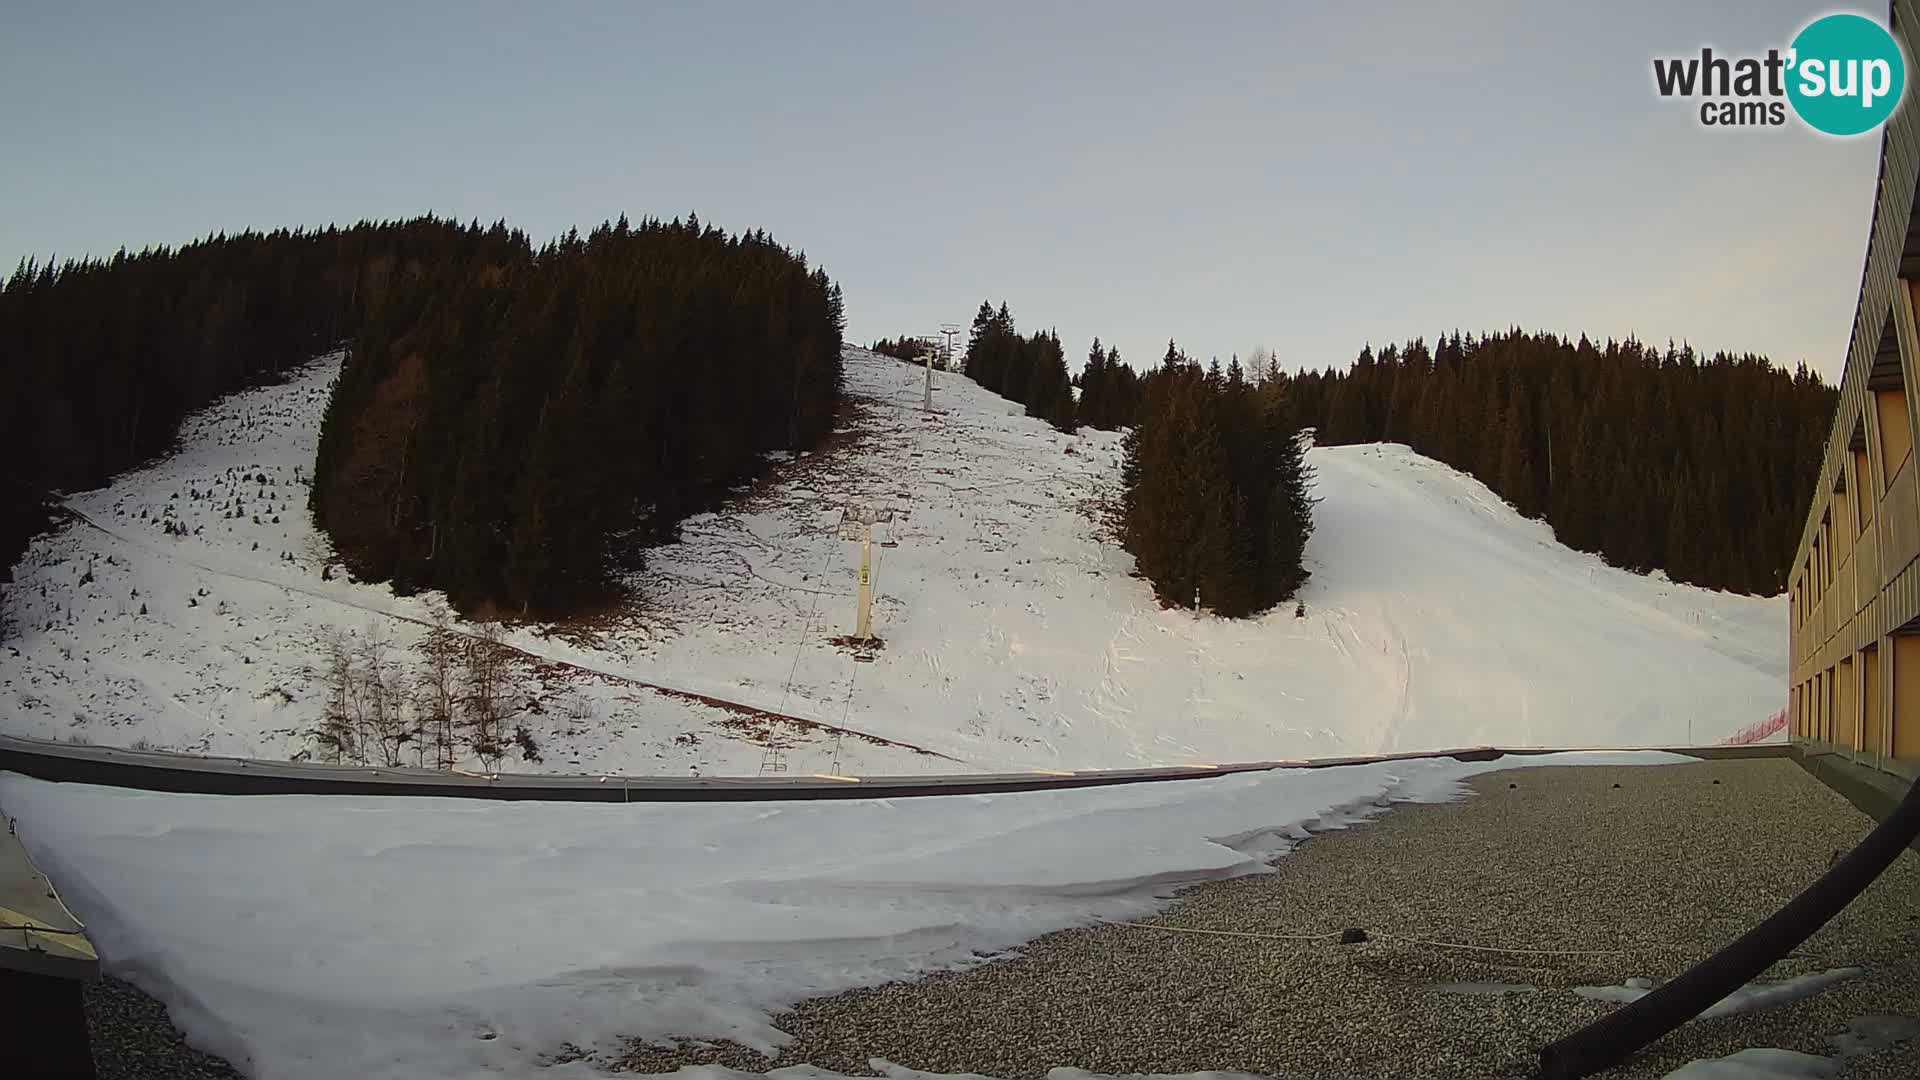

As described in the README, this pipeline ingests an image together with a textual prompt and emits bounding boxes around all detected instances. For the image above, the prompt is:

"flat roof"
[618,757,1920,1079]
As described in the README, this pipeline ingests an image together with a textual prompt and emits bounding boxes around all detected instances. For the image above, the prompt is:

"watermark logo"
[1652,12,1906,135]
[1788,13,1906,134]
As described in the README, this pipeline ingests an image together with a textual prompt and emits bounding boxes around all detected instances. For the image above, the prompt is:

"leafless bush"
[557,687,594,725]
[309,614,525,773]
[415,607,459,770]
[512,724,542,764]
[361,623,412,766]
[317,626,360,762]
[461,623,513,773]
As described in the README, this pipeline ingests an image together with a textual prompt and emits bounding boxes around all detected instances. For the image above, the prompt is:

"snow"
[1827,1006,1920,1053]
[1659,1014,1920,1078]
[598,350,1785,768]
[1659,1048,1838,1079]
[1,750,1688,1080]
[0,347,1786,776]
[0,356,939,778]
[1574,968,1867,1020]
[1829,1014,1920,1056]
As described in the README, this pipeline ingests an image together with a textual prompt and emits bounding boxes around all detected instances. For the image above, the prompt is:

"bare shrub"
[360,623,412,766]
[557,687,594,725]
[512,723,542,764]
[414,607,460,770]
[317,626,360,762]
[461,623,513,773]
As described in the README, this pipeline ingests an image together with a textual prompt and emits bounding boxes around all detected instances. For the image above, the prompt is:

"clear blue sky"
[1,1,1886,379]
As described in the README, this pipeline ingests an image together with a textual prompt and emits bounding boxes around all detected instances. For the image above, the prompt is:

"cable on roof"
[0,922,90,937]
[1113,921,1340,943]
[1113,920,1645,955]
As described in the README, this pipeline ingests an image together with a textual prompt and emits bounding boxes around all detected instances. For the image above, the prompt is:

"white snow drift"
[0,347,1785,775]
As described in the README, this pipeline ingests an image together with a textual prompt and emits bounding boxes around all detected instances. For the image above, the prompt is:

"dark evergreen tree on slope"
[1270,329,1834,595]
[310,215,845,616]
[1121,342,1314,616]
[1024,329,1076,431]
[961,301,1079,430]
[0,216,530,584]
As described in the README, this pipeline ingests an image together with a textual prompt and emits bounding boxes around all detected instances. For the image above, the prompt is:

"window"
[1872,304,1911,484]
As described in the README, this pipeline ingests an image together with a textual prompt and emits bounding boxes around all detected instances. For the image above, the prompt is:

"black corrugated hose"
[1537,769,1920,1078]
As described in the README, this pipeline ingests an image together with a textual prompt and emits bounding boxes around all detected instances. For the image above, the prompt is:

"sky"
[0,1,1889,380]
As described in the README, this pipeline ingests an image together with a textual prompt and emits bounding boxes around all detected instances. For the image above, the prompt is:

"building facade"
[1789,0,1920,784]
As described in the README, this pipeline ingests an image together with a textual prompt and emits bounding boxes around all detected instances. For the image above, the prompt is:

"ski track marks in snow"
[0,356,943,777]
[1,347,1787,775]
[573,351,1787,769]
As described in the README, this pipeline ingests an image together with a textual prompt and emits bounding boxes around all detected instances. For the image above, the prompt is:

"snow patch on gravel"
[1575,967,1866,1020]
[1659,1047,1838,1079]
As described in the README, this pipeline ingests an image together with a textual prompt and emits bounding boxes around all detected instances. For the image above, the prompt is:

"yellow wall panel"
[1877,387,1912,480]
[1893,636,1920,761]
[1838,656,1857,750]
[1864,645,1882,755]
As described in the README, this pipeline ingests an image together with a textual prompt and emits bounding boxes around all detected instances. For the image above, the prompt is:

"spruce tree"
[1079,338,1109,429]
[1287,327,1832,594]
[1120,341,1316,617]
[1108,349,1140,428]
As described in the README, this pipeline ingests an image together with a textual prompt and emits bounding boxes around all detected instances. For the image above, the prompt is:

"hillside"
[0,347,1785,773]
[1275,332,1835,596]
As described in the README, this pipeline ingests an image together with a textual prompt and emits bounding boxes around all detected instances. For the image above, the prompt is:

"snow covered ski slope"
[559,347,1787,766]
[0,346,1785,774]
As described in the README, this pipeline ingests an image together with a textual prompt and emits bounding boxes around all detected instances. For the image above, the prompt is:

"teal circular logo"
[1787,13,1906,136]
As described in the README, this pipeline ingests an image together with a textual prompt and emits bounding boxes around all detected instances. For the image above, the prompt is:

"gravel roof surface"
[613,757,1920,1079]
[85,975,243,1080]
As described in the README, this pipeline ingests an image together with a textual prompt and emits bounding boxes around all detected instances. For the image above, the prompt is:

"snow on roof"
[0,750,1690,1080]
